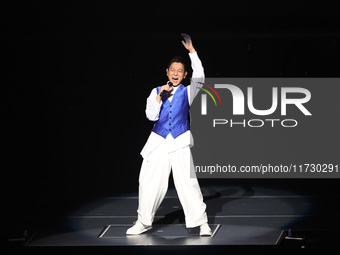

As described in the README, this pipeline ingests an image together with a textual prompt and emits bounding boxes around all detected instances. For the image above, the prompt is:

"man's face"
[166,62,187,87]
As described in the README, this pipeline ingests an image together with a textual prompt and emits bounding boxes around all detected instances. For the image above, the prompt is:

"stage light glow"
[59,184,312,246]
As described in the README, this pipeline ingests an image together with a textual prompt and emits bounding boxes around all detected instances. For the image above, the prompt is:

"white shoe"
[200,223,212,236]
[126,221,152,235]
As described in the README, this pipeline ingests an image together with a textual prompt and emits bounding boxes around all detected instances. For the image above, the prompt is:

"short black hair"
[167,56,187,72]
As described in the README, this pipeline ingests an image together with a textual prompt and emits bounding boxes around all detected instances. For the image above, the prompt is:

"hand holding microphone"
[160,81,173,97]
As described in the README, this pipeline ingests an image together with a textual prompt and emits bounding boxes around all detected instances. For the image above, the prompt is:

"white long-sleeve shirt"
[141,52,205,160]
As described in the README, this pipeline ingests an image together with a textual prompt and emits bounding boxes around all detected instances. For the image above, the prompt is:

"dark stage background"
[1,0,340,242]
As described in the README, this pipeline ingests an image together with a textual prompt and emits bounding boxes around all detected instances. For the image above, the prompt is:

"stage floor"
[24,183,323,247]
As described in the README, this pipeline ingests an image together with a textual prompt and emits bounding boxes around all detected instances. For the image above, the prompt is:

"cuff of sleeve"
[189,51,198,57]
[153,97,162,108]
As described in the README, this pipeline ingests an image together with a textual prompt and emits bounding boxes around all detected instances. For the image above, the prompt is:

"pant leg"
[169,146,208,228]
[137,142,172,226]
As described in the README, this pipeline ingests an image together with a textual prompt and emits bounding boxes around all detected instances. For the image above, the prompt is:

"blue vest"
[152,84,190,139]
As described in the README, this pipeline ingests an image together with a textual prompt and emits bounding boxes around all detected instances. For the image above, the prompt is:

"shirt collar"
[171,84,181,93]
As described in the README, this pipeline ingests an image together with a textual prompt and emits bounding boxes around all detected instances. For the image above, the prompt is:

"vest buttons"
[169,123,171,126]
[170,105,172,107]
[169,129,171,131]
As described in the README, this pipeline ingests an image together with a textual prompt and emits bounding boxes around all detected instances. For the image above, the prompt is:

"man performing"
[126,33,211,236]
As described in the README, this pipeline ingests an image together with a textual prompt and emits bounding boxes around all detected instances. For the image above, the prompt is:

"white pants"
[137,141,208,228]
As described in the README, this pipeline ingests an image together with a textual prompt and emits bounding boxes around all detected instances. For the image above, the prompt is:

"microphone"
[160,81,173,97]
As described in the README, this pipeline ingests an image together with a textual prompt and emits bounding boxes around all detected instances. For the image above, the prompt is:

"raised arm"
[181,33,205,105]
